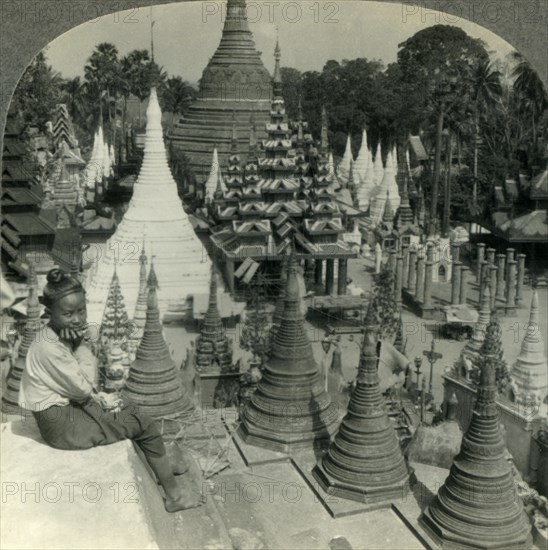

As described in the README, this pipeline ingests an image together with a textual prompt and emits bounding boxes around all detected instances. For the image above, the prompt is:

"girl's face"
[49,292,87,330]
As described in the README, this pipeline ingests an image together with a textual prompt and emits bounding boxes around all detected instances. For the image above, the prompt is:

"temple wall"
[443,374,545,482]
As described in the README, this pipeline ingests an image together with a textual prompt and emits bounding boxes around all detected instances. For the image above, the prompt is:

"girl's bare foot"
[164,490,204,513]
[166,443,190,476]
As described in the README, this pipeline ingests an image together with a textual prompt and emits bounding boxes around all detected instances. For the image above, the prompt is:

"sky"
[44,1,515,85]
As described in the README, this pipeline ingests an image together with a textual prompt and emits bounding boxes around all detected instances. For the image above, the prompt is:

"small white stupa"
[356,149,376,211]
[85,87,211,325]
[204,147,226,201]
[511,291,548,413]
[337,134,353,185]
[352,129,369,184]
[83,126,105,190]
[369,150,400,224]
[373,143,384,187]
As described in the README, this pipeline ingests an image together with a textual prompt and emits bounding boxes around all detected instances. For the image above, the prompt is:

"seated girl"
[19,268,201,513]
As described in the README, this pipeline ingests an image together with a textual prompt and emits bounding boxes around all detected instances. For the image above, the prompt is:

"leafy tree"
[370,267,400,341]
[159,76,196,128]
[9,52,63,131]
[280,67,303,121]
[511,51,548,154]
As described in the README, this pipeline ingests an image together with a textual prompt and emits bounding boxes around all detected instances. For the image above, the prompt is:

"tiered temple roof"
[169,0,272,174]
[85,87,211,324]
[238,251,338,451]
[313,303,411,503]
[510,291,548,410]
[421,328,533,548]
[122,265,195,420]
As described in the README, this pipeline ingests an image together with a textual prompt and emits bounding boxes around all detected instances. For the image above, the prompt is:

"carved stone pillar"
[460,267,469,306]
[516,254,526,306]
[496,253,506,301]
[325,259,335,295]
[408,248,417,295]
[451,261,462,305]
[505,260,517,316]
[477,243,486,282]
[337,259,348,296]
[416,252,425,303]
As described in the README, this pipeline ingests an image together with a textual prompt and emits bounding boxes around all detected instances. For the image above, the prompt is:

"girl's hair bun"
[47,268,67,285]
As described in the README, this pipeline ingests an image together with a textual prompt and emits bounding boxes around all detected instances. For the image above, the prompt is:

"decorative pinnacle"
[147,259,159,290]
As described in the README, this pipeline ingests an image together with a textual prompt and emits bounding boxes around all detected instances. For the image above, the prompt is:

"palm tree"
[511,52,548,152]
[160,76,196,128]
[467,59,502,203]
[84,42,120,135]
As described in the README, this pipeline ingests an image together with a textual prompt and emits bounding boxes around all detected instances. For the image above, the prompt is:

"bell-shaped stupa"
[420,333,533,549]
[170,0,272,174]
[312,303,411,504]
[122,264,195,420]
[85,88,211,325]
[511,291,548,409]
[238,250,338,452]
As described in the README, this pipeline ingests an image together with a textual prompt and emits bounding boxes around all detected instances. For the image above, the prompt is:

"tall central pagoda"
[85,87,211,325]
[169,0,272,175]
[238,250,338,452]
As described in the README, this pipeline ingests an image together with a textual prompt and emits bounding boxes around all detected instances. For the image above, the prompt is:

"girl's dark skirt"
[33,400,165,459]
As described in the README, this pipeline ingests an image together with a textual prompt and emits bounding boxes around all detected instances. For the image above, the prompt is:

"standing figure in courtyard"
[18,268,202,513]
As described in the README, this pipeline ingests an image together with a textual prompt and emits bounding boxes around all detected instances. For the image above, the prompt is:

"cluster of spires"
[337,131,410,226]
[83,122,115,193]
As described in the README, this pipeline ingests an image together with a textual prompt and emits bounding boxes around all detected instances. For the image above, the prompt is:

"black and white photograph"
[1,1,547,548]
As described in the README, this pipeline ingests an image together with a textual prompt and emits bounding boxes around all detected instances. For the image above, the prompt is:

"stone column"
[459,267,468,305]
[505,248,515,282]
[477,243,486,282]
[337,259,348,296]
[451,261,462,305]
[423,244,435,309]
[325,259,335,295]
[374,243,382,274]
[505,260,517,315]
[478,261,488,306]
[314,259,323,286]
[402,245,409,289]
[489,264,498,312]
[451,243,460,263]
[496,254,506,301]
[416,252,425,303]
[486,247,496,266]
[395,253,403,306]
[516,254,526,306]
[388,250,397,272]
[408,248,418,295]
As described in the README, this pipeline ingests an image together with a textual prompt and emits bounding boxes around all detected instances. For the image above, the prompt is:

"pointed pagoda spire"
[511,291,548,408]
[373,143,384,187]
[337,134,353,185]
[396,164,414,227]
[353,128,369,184]
[421,344,533,548]
[196,266,233,372]
[2,260,42,413]
[273,34,282,98]
[382,190,394,223]
[132,245,149,344]
[85,87,211,325]
[100,267,130,344]
[461,284,492,366]
[313,302,411,503]
[205,147,222,201]
[320,105,329,155]
[238,244,338,452]
[270,247,290,337]
[370,149,400,224]
[122,267,195,420]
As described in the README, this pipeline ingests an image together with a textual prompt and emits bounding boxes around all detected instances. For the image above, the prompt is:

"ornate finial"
[148,258,159,289]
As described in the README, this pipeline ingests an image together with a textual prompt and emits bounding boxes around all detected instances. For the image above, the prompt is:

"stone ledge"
[1,419,158,550]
